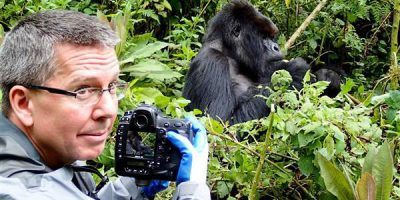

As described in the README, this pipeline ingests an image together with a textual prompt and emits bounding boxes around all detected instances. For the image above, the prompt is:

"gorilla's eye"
[232,25,241,37]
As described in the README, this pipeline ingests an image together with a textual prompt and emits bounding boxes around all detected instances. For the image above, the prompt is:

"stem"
[344,94,361,105]
[283,0,329,52]
[390,0,400,89]
[207,119,299,161]
[363,13,391,57]
[189,0,211,31]
[209,130,260,157]
[249,105,275,200]
[206,119,314,199]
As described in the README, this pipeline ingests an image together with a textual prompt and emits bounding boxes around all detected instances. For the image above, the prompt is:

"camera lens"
[135,114,149,128]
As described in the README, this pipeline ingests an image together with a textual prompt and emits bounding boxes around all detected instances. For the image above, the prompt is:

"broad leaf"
[323,135,335,159]
[330,124,345,142]
[120,41,169,64]
[298,154,315,176]
[217,181,233,198]
[342,163,355,195]
[355,172,376,200]
[340,78,355,95]
[372,142,393,200]
[131,87,163,104]
[122,60,182,81]
[362,147,377,174]
[317,153,355,200]
[161,0,172,10]
[205,118,224,135]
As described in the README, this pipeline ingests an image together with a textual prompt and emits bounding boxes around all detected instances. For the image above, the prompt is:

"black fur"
[183,0,339,124]
[312,63,346,97]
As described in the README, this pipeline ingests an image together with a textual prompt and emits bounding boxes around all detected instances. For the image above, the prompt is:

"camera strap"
[71,165,109,200]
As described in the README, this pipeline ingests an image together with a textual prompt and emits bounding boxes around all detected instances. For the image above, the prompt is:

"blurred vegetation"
[0,0,399,199]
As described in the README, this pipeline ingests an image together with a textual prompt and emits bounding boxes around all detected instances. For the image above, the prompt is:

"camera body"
[115,104,193,181]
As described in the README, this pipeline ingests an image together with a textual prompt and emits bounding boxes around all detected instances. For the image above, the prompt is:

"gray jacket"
[0,114,210,200]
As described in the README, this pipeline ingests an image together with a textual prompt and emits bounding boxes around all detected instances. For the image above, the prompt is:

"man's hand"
[166,117,209,184]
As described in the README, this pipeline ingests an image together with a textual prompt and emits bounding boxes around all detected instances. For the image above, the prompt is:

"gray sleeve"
[98,178,210,200]
[172,182,211,200]
[97,177,146,200]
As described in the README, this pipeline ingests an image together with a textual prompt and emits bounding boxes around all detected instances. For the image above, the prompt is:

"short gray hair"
[0,10,120,115]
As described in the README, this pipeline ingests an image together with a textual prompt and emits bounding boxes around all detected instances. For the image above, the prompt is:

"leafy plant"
[371,91,400,136]
[317,142,394,200]
[203,71,395,199]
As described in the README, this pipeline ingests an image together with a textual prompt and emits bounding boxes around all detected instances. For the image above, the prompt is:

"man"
[0,10,210,200]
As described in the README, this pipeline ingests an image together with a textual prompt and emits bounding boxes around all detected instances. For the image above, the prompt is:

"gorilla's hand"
[285,58,310,90]
[313,67,343,97]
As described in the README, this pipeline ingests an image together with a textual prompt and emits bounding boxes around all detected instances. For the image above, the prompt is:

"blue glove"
[166,116,209,185]
[141,180,169,198]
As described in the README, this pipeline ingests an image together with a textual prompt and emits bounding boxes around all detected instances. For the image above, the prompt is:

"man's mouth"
[78,130,109,143]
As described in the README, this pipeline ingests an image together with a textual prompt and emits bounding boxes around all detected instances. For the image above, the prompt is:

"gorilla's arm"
[229,86,270,124]
[268,57,310,90]
[183,48,236,121]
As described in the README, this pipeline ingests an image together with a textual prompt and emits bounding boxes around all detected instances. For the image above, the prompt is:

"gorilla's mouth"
[268,55,284,63]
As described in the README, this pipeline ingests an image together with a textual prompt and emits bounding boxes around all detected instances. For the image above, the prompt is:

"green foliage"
[0,0,103,28]
[371,91,400,134]
[317,142,393,200]
[271,70,292,90]
[205,71,397,199]
[317,153,355,200]
[166,16,205,49]
[1,0,399,199]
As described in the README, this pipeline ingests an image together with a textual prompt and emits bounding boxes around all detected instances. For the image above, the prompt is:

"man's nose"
[92,91,118,120]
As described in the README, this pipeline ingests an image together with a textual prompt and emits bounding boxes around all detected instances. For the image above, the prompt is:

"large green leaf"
[362,147,377,174]
[120,41,169,64]
[372,142,393,200]
[355,172,376,200]
[317,153,355,200]
[342,164,356,196]
[121,60,182,81]
[131,87,164,104]
[298,154,315,176]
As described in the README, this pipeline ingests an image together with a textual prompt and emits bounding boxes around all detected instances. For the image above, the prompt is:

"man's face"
[28,43,119,167]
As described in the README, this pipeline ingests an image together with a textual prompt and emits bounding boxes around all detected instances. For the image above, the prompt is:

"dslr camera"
[115,104,193,184]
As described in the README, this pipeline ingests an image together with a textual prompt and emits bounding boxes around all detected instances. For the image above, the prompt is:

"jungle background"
[0,0,399,199]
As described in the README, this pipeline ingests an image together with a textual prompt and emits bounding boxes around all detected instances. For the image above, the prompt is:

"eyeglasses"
[26,82,128,105]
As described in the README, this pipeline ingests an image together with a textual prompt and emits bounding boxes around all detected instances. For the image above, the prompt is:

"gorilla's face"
[262,37,283,62]
[229,19,283,75]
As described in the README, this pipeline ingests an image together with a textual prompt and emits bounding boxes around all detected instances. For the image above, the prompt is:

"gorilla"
[183,0,341,124]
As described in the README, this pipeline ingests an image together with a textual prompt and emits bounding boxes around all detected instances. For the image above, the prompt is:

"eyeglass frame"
[25,82,128,102]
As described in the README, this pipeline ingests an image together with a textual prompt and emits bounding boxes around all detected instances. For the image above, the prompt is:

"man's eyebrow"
[69,72,120,84]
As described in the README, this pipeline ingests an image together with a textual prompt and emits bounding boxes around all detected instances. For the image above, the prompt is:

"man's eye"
[75,88,97,95]
[74,86,90,92]
[75,88,90,95]
[109,81,119,88]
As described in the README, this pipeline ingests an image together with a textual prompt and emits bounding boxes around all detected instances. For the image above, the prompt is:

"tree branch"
[283,0,329,52]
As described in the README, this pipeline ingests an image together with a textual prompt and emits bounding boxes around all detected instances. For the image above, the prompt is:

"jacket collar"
[0,113,42,163]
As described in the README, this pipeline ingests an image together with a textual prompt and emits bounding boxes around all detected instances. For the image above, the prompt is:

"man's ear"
[9,86,34,127]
